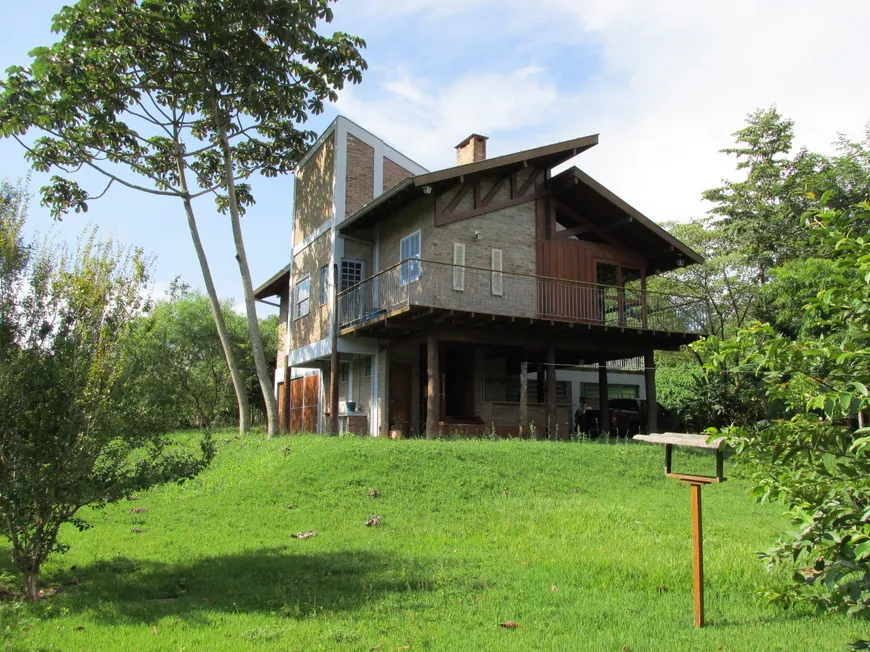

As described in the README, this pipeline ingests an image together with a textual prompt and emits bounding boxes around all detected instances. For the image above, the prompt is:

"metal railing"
[337,259,708,335]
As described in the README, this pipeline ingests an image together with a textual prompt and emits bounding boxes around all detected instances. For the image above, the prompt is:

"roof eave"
[556,168,704,267]
[254,263,291,299]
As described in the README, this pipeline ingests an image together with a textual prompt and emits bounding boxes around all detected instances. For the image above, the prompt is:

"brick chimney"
[455,134,488,165]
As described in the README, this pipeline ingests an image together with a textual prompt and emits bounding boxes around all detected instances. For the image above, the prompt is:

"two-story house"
[255,116,705,438]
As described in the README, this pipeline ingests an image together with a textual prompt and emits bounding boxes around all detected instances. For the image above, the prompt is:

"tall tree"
[703,107,804,284]
[0,0,367,435]
[0,193,213,600]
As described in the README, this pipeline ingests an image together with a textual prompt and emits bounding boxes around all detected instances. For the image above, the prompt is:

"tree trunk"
[216,119,279,436]
[22,567,39,601]
[176,157,251,434]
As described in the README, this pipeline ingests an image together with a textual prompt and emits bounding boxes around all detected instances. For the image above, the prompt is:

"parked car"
[575,398,645,437]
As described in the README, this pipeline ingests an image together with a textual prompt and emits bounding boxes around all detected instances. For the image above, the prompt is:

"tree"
[703,107,806,283]
[0,0,367,435]
[0,191,214,600]
[133,285,280,429]
[705,197,870,615]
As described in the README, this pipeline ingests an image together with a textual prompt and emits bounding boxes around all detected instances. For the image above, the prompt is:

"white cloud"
[335,0,870,223]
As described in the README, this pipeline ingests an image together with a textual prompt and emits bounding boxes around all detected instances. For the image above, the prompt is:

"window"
[340,258,364,291]
[453,242,465,291]
[365,357,372,377]
[340,362,350,383]
[582,383,639,399]
[320,265,329,305]
[294,276,310,319]
[400,231,421,285]
[491,248,503,296]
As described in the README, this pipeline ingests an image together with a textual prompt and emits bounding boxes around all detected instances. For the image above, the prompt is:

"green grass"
[2,433,869,651]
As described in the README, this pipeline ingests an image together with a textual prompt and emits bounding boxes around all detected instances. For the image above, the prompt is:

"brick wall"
[377,195,435,271]
[383,157,412,192]
[293,134,335,247]
[276,284,289,369]
[345,134,375,217]
[290,232,331,349]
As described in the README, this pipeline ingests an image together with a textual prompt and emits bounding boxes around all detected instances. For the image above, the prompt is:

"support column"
[281,355,291,433]
[598,361,609,437]
[426,332,440,439]
[330,264,339,435]
[546,345,557,440]
[519,361,528,439]
[645,350,657,434]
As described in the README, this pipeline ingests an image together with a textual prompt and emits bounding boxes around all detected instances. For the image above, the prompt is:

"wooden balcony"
[337,259,708,343]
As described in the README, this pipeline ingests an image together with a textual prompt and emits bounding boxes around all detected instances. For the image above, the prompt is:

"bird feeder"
[633,432,728,628]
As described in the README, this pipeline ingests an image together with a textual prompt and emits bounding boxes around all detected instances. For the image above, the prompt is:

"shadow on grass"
[29,547,431,624]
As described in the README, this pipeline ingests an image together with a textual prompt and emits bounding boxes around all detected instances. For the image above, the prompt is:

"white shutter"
[491,248,503,296]
[453,242,465,291]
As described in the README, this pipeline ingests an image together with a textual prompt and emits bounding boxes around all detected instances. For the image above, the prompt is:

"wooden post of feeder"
[634,432,727,629]
[690,481,704,627]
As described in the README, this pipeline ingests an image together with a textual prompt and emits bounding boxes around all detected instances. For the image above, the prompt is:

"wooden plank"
[634,433,727,450]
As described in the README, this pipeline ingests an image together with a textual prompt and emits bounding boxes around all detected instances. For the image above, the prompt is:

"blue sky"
[2,0,868,315]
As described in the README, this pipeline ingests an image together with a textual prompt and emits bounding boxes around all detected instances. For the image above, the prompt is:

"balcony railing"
[337,259,708,335]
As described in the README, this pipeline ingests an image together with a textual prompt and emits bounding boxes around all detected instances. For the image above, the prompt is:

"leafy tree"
[0,193,213,600]
[650,220,758,340]
[703,107,807,283]
[133,285,280,429]
[756,258,840,338]
[705,197,870,615]
[0,0,367,435]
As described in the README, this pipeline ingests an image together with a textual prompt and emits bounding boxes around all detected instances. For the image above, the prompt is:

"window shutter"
[453,242,465,291]
[491,248,503,296]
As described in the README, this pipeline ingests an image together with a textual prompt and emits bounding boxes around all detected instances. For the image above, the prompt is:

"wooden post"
[690,482,705,628]
[519,361,528,439]
[330,264,339,436]
[645,350,657,434]
[536,364,545,404]
[598,361,609,437]
[281,355,291,433]
[546,345,557,440]
[426,332,439,439]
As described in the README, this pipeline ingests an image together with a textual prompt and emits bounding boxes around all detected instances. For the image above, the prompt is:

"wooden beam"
[519,361,529,439]
[598,362,609,437]
[552,200,626,249]
[517,169,538,197]
[426,333,439,440]
[481,175,510,206]
[437,189,547,227]
[440,182,472,216]
[645,350,657,434]
[546,345,557,440]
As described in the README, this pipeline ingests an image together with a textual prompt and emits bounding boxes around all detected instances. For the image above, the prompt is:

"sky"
[1,0,868,316]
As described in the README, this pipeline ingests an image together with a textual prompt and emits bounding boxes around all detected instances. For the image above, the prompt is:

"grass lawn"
[2,433,869,651]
